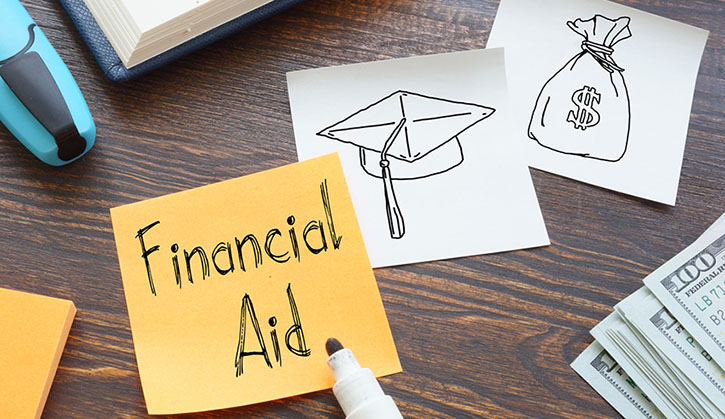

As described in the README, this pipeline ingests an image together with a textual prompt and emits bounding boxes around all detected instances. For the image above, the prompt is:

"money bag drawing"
[317,91,495,239]
[528,15,632,162]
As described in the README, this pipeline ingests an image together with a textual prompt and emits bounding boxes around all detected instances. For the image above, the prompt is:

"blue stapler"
[0,0,95,166]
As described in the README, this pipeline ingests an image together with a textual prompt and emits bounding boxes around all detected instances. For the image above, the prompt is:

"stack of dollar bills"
[572,213,725,418]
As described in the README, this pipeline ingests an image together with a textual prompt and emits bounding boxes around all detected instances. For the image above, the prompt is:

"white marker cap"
[327,342,403,419]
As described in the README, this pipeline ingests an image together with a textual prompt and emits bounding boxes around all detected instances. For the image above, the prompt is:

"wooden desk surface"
[2,0,722,417]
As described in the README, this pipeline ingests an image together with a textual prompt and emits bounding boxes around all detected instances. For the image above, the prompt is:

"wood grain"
[0,0,722,417]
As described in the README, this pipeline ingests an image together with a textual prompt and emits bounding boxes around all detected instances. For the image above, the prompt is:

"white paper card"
[287,49,550,268]
[488,0,709,205]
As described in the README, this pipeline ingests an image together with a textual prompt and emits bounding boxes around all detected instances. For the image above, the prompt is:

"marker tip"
[325,337,344,356]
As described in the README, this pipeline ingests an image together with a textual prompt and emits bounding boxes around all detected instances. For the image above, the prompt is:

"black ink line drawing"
[317,90,495,239]
[528,15,632,162]
[234,283,310,376]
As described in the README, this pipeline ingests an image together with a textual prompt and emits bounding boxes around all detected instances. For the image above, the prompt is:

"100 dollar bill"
[571,340,663,419]
[592,312,689,418]
[616,287,725,411]
[644,213,725,370]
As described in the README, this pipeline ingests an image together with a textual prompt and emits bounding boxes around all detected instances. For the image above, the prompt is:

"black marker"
[325,338,402,419]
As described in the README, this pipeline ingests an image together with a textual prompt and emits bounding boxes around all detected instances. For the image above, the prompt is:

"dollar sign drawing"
[567,85,601,130]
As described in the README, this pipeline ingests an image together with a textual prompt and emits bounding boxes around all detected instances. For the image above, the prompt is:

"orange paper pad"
[110,154,401,414]
[0,288,76,419]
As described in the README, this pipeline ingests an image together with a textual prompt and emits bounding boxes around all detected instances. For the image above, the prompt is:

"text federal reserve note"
[644,213,725,370]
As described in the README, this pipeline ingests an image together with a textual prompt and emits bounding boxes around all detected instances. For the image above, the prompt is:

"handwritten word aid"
[571,341,663,419]
[326,338,402,419]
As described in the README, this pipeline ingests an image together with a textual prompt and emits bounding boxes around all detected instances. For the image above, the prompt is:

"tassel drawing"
[317,90,495,239]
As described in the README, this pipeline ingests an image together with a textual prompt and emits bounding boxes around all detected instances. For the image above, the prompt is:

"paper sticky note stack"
[0,288,76,419]
[110,153,401,414]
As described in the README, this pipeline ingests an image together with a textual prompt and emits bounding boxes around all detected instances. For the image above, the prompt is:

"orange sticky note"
[0,288,76,419]
[110,154,401,414]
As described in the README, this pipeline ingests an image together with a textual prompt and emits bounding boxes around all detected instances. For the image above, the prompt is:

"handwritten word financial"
[133,180,343,296]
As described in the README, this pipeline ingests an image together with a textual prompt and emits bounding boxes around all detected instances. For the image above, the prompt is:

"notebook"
[0,288,76,419]
[59,0,304,82]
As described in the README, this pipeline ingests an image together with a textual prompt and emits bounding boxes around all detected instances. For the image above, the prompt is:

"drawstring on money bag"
[581,40,624,73]
[379,118,407,239]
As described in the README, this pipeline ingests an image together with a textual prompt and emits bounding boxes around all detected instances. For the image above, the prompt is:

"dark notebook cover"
[58,0,304,83]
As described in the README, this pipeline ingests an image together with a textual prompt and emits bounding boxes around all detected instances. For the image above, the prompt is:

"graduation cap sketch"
[317,90,495,239]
